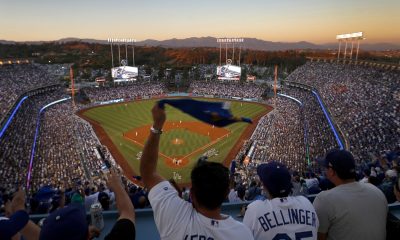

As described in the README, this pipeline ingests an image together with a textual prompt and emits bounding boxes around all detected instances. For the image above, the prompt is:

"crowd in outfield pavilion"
[190,81,265,99]
[84,82,167,102]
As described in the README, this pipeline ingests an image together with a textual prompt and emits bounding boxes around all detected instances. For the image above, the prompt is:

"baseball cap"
[98,191,109,201]
[257,161,292,197]
[323,149,356,179]
[39,204,88,240]
[71,192,84,204]
[35,186,56,202]
[386,169,398,179]
[98,191,110,210]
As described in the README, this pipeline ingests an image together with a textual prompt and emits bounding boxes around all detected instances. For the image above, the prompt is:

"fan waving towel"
[158,98,252,127]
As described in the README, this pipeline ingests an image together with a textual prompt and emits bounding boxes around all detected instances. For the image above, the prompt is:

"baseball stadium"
[1,57,399,238]
[1,1,400,239]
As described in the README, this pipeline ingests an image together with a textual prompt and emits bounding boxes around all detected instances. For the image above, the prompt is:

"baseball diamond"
[123,121,230,168]
[78,98,271,184]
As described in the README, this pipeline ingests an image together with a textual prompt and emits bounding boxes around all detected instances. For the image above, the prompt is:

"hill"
[1,37,399,51]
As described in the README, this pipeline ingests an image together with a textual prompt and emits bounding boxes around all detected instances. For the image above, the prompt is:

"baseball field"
[78,98,272,185]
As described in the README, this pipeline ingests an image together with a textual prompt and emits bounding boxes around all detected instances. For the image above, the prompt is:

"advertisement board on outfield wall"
[99,99,124,105]
[217,65,241,81]
[167,93,190,97]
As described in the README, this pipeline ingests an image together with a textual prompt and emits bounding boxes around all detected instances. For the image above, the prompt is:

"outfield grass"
[82,98,268,183]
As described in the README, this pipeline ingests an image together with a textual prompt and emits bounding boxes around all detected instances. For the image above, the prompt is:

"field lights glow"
[336,32,363,40]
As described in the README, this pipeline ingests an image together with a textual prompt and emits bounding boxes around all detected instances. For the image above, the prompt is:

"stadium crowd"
[84,82,167,102]
[283,87,339,159]
[0,88,64,191]
[31,102,107,191]
[0,64,66,122]
[1,62,400,239]
[190,81,265,99]
[231,86,339,194]
[287,62,400,163]
[246,98,306,171]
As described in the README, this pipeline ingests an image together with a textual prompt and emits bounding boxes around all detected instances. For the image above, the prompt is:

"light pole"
[336,32,364,63]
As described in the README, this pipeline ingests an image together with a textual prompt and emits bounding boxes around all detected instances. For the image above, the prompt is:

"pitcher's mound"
[172,138,184,145]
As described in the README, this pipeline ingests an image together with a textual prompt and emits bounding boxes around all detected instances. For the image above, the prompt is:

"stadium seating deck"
[28,200,400,240]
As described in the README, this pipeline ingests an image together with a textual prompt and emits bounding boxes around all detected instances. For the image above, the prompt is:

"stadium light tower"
[107,38,137,67]
[70,66,75,107]
[217,38,244,66]
[336,32,365,62]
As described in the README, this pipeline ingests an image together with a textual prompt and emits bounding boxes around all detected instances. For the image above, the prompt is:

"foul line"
[180,132,230,160]
[123,131,231,162]
[123,135,174,161]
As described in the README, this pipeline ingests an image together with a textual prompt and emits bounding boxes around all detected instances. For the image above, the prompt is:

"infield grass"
[160,129,210,156]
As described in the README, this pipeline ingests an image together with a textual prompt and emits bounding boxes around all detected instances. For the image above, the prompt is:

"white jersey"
[243,196,318,240]
[84,190,115,211]
[228,189,243,203]
[148,181,254,240]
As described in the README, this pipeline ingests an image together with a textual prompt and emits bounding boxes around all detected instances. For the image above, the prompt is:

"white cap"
[386,169,397,178]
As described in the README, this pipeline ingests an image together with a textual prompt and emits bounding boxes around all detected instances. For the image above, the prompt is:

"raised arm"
[11,188,41,240]
[106,168,135,223]
[140,103,166,190]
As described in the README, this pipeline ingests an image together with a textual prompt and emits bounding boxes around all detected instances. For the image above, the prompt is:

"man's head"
[323,149,356,183]
[190,161,229,210]
[98,192,110,211]
[363,168,371,178]
[292,171,300,182]
[257,161,292,198]
[237,185,246,200]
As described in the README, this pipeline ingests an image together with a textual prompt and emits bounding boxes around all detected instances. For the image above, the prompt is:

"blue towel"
[158,99,252,127]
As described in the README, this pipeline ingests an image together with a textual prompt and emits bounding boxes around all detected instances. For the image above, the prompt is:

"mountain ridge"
[0,37,399,51]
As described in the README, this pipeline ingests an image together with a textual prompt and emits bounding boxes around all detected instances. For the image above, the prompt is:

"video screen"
[111,66,138,79]
[217,64,241,80]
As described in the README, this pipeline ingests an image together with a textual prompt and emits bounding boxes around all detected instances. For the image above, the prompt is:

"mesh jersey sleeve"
[148,181,193,238]
[243,202,258,237]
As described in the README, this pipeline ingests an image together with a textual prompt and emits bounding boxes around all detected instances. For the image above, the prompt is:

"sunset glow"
[0,0,399,43]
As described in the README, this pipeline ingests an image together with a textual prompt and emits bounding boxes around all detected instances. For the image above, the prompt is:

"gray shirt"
[313,182,387,240]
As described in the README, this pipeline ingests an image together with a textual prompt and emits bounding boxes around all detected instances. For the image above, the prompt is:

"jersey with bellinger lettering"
[243,196,318,240]
[148,181,253,240]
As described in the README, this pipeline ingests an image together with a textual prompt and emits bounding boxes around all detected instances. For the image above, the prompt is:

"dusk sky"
[1,0,399,43]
